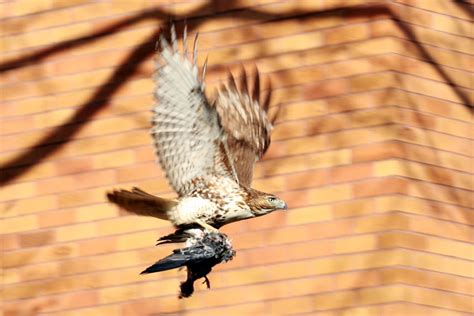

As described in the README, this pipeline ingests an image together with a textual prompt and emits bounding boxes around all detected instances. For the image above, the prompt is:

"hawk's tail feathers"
[106,187,177,221]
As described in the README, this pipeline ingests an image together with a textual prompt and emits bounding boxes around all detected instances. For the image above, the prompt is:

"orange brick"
[282,135,327,156]
[380,302,469,316]
[2,2,473,314]
[408,215,473,243]
[355,212,411,233]
[68,130,149,158]
[269,296,314,314]
[353,177,409,197]
[0,162,56,184]
[401,249,473,278]
[286,205,332,225]
[350,71,396,92]
[405,285,473,313]
[11,0,52,16]
[0,196,54,219]
[311,149,352,169]
[395,89,470,121]
[352,142,402,162]
[0,181,37,202]
[57,187,103,209]
[349,106,398,128]
[302,78,349,100]
[370,18,406,38]
[272,63,327,88]
[409,23,472,54]
[19,230,54,248]
[408,180,472,207]
[333,234,377,254]
[1,215,38,234]
[375,195,473,225]
[38,208,75,228]
[314,285,402,310]
[330,162,373,183]
[286,169,329,190]
[0,116,36,135]
[379,231,425,251]
[307,183,352,205]
[430,9,472,36]
[55,157,93,175]
[333,198,374,218]
[73,169,117,190]
[63,304,122,316]
[401,74,466,104]
[380,266,473,295]
[0,234,19,251]
[92,149,135,169]
[369,141,472,174]
[121,297,170,316]
[374,159,472,190]
[325,89,397,113]
[41,291,99,314]
[280,100,327,121]
[324,23,370,45]
[116,161,161,183]
[434,114,472,138]
[334,269,381,290]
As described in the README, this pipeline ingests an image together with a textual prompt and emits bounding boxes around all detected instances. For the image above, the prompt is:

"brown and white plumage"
[216,67,276,186]
[107,25,286,230]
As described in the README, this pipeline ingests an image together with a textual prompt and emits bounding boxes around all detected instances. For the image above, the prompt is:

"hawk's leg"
[202,276,211,289]
[195,219,219,233]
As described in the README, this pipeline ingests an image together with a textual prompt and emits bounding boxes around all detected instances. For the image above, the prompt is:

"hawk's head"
[247,190,287,216]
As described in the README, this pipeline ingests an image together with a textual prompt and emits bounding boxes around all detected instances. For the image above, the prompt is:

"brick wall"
[1,1,472,315]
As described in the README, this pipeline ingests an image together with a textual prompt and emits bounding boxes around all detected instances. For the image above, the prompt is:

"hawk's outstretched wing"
[152,26,234,196]
[215,67,275,186]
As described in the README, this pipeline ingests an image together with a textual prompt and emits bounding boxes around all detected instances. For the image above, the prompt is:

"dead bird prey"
[141,228,235,298]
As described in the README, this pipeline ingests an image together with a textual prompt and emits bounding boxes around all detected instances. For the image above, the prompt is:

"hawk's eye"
[267,196,277,203]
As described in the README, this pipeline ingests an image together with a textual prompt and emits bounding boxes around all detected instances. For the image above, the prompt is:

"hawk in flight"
[107,25,287,232]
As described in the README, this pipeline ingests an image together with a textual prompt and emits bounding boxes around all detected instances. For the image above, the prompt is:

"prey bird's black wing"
[140,250,193,274]
[140,241,217,274]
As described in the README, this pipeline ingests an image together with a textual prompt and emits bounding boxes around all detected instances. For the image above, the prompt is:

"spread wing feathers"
[106,187,177,220]
[215,66,275,186]
[152,25,234,196]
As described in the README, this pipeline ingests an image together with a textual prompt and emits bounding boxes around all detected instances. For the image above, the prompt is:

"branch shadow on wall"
[0,2,471,187]
[453,0,473,18]
[1,1,472,315]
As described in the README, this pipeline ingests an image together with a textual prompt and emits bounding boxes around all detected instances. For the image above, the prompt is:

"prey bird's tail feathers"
[156,228,196,245]
[106,187,177,220]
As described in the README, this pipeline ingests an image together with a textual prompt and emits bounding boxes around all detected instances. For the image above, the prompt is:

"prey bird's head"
[247,190,288,216]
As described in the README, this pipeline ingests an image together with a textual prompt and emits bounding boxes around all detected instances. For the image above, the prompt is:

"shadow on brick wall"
[453,0,473,18]
[0,1,471,187]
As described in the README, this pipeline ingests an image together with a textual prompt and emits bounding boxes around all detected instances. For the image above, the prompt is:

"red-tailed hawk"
[107,25,287,231]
